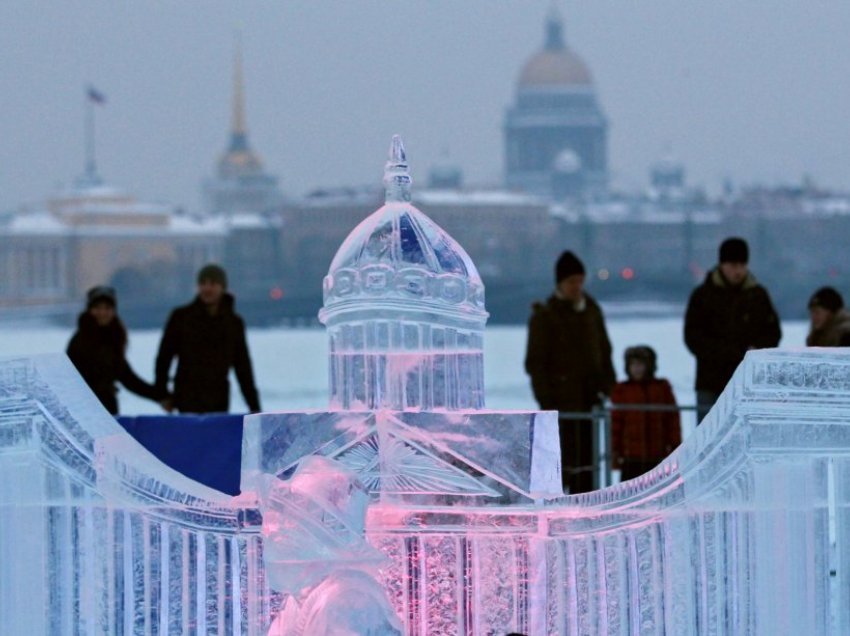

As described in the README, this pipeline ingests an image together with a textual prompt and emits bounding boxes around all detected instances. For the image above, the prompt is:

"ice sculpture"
[2,135,850,635]
[320,134,487,411]
[257,456,401,635]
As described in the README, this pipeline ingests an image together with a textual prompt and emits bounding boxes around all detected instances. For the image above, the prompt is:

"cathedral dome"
[519,49,592,88]
[320,136,486,325]
[517,10,593,88]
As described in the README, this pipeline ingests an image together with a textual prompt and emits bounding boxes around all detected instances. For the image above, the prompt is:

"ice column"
[320,136,488,410]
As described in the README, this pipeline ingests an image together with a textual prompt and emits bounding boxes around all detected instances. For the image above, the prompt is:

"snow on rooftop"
[227,212,280,229]
[414,189,545,206]
[1,211,67,235]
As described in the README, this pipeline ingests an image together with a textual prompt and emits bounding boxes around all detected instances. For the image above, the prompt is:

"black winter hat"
[86,285,116,309]
[197,263,228,289]
[808,286,844,313]
[719,237,749,264]
[555,250,585,283]
[624,345,657,378]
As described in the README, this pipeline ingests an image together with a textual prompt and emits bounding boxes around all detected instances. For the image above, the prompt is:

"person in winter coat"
[67,286,165,415]
[609,346,681,481]
[806,286,850,347]
[525,250,616,494]
[684,237,781,421]
[155,264,261,414]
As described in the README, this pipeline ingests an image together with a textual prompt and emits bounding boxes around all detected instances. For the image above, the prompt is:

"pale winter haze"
[2,2,850,211]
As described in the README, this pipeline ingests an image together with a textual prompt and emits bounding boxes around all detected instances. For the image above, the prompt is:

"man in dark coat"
[155,264,261,414]
[684,237,781,421]
[525,250,616,494]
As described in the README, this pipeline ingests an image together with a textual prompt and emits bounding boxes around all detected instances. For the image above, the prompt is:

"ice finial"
[383,134,412,203]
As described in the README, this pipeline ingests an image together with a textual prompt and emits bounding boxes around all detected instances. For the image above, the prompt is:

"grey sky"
[2,1,850,212]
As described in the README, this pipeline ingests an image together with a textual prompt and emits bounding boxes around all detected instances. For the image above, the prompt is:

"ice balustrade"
[1,135,849,634]
[0,355,271,634]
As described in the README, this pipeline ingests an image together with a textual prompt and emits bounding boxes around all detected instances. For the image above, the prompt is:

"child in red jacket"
[610,346,681,481]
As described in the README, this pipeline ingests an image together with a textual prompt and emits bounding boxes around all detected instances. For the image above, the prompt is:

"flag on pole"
[87,85,106,105]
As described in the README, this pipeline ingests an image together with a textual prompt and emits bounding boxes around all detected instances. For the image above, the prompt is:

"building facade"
[0,183,225,322]
[504,9,608,199]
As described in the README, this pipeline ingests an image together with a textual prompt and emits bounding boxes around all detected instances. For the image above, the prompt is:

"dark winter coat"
[525,293,616,412]
[684,268,781,394]
[610,378,680,465]
[155,294,261,414]
[67,313,162,415]
[807,309,850,347]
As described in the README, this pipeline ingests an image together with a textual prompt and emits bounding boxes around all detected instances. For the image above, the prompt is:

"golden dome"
[518,48,593,88]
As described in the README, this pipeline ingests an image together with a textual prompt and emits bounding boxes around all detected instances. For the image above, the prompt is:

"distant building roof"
[518,10,593,88]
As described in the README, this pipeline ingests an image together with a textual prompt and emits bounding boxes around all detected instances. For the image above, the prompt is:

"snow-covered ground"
[0,315,809,437]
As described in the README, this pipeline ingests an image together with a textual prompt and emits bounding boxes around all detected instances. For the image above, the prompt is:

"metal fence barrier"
[558,403,700,491]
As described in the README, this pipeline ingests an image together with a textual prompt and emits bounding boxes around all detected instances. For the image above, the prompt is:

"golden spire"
[218,30,263,177]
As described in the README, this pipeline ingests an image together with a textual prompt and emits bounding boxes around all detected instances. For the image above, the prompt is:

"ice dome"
[319,136,487,411]
[320,136,486,326]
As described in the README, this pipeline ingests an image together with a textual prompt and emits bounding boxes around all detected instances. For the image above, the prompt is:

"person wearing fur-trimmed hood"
[684,237,781,422]
[806,286,850,347]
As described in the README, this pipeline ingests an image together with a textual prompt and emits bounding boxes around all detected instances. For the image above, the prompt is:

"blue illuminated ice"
[2,136,850,634]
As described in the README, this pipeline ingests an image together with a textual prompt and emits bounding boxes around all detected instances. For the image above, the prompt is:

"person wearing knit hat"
[525,249,615,494]
[718,237,749,265]
[155,264,261,414]
[806,286,850,347]
[67,286,167,414]
[197,263,228,289]
[555,250,585,284]
[684,237,781,422]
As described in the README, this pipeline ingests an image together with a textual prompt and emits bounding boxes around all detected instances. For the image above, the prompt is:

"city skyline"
[2,2,850,212]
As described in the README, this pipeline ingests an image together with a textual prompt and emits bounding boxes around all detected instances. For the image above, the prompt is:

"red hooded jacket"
[609,379,681,465]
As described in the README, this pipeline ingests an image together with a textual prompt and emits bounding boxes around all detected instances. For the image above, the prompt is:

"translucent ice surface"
[3,136,850,635]
[320,136,487,411]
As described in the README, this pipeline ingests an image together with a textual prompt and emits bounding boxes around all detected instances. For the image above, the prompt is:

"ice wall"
[0,354,268,635]
[241,348,850,635]
[3,325,850,633]
[2,133,849,635]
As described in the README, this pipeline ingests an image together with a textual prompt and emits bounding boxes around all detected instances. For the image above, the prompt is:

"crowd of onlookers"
[525,237,850,493]
[66,237,850,494]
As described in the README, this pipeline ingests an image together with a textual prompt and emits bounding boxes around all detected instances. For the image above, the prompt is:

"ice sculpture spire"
[383,134,412,203]
[319,136,488,410]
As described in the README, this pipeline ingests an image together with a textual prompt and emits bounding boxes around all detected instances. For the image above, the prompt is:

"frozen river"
[0,313,809,437]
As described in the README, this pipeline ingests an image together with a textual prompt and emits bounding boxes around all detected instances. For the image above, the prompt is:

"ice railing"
[0,355,270,635]
[2,349,850,634]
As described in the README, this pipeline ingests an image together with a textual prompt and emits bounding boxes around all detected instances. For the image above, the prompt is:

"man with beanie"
[806,286,850,347]
[155,263,261,414]
[684,237,780,421]
[525,250,616,494]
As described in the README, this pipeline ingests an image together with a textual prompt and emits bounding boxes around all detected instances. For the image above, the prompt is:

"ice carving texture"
[320,135,487,411]
[257,456,402,635]
[3,137,850,635]
[0,354,272,634]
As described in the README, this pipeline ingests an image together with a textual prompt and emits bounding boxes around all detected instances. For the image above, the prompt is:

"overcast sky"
[2,1,850,212]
